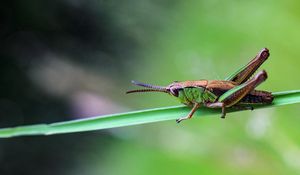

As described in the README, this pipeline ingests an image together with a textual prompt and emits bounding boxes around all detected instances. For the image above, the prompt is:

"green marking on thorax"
[177,87,218,104]
[202,89,218,102]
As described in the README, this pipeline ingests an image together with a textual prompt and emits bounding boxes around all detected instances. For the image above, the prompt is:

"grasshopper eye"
[170,88,180,97]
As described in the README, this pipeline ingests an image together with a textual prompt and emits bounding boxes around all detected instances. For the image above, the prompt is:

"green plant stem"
[0,90,300,138]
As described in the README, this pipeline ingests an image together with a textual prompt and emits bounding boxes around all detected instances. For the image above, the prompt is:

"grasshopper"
[127,48,273,123]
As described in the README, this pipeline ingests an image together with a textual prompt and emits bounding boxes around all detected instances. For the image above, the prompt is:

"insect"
[127,48,273,123]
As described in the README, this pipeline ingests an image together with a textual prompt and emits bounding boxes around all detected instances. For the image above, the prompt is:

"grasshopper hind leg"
[226,48,269,84]
[206,70,268,119]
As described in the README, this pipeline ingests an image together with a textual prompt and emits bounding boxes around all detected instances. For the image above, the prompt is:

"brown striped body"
[127,48,273,122]
[175,80,273,105]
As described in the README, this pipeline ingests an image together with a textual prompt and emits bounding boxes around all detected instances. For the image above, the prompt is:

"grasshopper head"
[126,80,182,97]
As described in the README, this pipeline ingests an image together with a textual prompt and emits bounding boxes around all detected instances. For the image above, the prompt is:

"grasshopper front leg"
[176,103,200,123]
[206,70,268,118]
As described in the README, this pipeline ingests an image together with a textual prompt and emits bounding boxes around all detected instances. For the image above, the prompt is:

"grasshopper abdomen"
[240,90,273,104]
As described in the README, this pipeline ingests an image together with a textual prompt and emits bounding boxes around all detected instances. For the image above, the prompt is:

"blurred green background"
[1,0,300,174]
